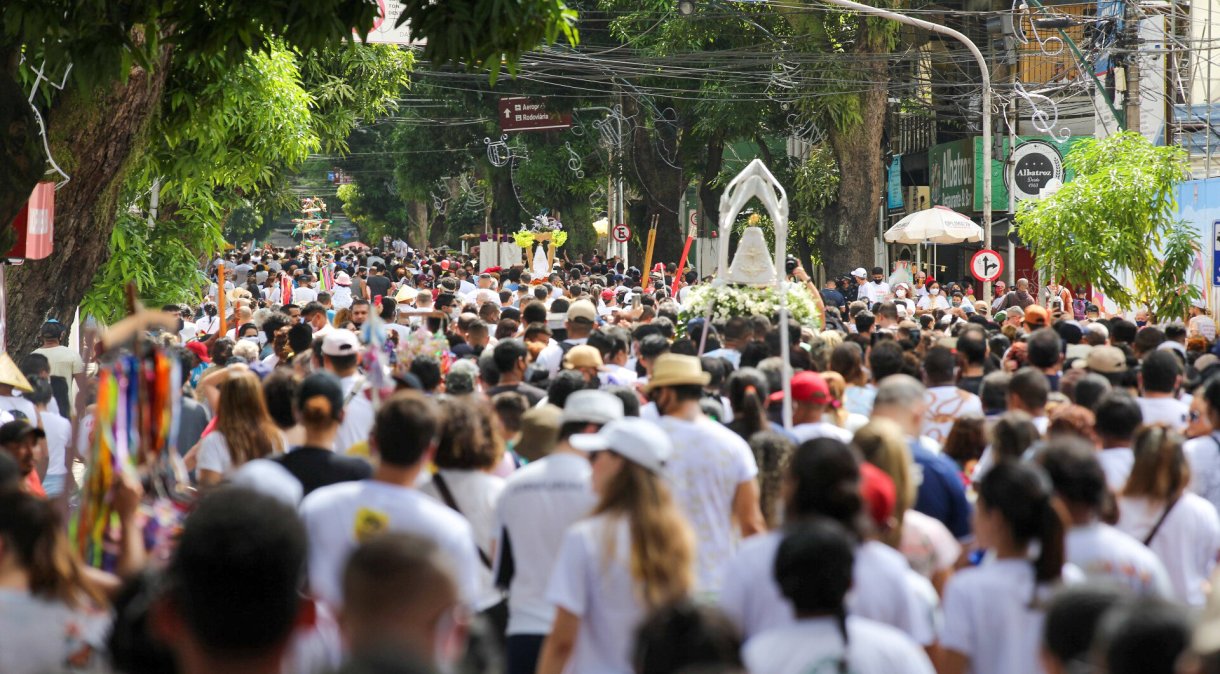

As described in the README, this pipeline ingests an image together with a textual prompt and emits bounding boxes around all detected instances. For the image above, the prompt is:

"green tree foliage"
[331,78,609,250]
[82,43,412,316]
[1016,132,1195,321]
[0,0,577,348]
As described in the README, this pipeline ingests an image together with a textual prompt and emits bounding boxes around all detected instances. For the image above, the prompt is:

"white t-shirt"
[1137,397,1190,431]
[717,531,934,645]
[743,616,935,674]
[0,589,111,674]
[536,338,589,377]
[299,480,481,610]
[545,514,645,674]
[1117,494,1220,606]
[0,395,37,423]
[922,386,982,445]
[1191,315,1217,341]
[493,453,597,635]
[41,412,72,479]
[900,509,962,580]
[1098,447,1135,492]
[941,559,1073,674]
[196,315,221,335]
[1186,433,1220,512]
[916,294,950,312]
[1065,522,1173,596]
[334,374,374,454]
[293,286,318,305]
[655,415,759,594]
[196,432,234,477]
[331,286,353,310]
[419,469,506,610]
[862,281,891,305]
[790,421,853,445]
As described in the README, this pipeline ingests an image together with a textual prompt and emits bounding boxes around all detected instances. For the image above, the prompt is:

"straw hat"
[0,354,32,392]
[644,354,711,392]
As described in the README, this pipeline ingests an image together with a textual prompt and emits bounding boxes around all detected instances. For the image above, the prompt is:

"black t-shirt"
[487,383,548,407]
[365,274,393,300]
[958,375,984,397]
[272,446,372,496]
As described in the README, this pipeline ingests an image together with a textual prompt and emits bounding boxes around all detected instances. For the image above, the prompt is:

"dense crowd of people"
[6,242,1220,674]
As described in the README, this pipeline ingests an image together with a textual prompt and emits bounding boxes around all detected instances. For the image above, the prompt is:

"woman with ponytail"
[536,418,695,674]
[939,461,1072,674]
[719,438,933,647]
[273,371,371,496]
[725,368,770,442]
[822,370,869,433]
[1117,424,1220,606]
[742,519,934,674]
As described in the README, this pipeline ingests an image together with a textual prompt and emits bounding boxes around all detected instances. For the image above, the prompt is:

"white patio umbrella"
[884,205,984,244]
[884,205,984,278]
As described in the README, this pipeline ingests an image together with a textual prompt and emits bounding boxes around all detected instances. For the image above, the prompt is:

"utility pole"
[1123,0,1142,134]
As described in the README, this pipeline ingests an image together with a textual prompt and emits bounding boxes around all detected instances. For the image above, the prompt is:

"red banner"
[6,182,55,260]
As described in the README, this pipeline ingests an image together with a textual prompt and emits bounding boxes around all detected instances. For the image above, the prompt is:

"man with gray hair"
[872,374,972,539]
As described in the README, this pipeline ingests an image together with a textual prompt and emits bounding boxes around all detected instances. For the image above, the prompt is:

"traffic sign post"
[612,223,631,243]
[498,97,572,133]
[970,249,1004,283]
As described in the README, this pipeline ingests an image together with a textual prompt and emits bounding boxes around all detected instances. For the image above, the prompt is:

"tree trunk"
[818,54,887,278]
[699,129,727,237]
[6,57,170,353]
[625,98,686,267]
[406,199,429,247]
[0,70,44,239]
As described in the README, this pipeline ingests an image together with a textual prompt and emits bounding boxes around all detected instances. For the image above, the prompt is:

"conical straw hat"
[0,353,32,392]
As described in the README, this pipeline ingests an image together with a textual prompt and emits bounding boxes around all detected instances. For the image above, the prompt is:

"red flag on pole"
[672,225,697,297]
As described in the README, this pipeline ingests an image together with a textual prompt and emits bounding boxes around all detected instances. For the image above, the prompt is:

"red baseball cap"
[601,289,616,301]
[186,340,211,364]
[859,462,897,529]
[770,371,839,407]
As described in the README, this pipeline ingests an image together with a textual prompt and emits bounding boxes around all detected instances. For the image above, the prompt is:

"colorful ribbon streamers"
[71,348,189,570]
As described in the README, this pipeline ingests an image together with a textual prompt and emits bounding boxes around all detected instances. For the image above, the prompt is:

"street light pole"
[815,0,993,301]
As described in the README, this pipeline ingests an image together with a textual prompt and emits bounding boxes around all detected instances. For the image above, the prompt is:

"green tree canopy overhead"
[1015,132,1196,321]
[0,0,578,350]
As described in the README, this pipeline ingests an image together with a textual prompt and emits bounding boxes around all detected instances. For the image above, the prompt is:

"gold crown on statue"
[747,213,762,226]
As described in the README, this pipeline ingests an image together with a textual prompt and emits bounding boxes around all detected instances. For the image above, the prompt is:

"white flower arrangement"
[680,282,822,331]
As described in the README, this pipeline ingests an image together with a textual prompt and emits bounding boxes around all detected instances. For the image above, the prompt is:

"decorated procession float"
[291,196,333,254]
[514,212,568,280]
[684,158,822,430]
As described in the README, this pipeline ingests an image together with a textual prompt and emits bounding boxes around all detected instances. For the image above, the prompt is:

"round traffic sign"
[970,249,1004,283]
[612,223,631,243]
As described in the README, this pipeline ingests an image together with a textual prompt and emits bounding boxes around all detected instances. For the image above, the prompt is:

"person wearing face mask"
[892,283,916,315]
[950,291,976,317]
[862,266,891,305]
[991,280,1009,313]
[912,270,929,298]
[916,281,949,314]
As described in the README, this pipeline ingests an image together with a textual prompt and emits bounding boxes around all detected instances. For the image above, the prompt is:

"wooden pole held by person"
[641,215,658,291]
[217,263,227,338]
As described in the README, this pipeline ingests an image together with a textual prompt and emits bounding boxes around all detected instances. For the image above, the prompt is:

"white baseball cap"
[561,390,625,426]
[851,268,867,278]
[570,418,673,474]
[321,329,361,357]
